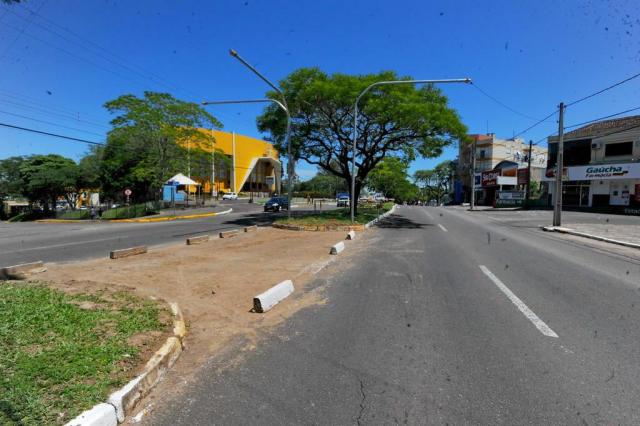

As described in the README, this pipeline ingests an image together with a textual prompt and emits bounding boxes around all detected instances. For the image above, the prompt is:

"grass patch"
[0,283,168,425]
[56,210,91,220]
[100,203,158,220]
[274,202,393,226]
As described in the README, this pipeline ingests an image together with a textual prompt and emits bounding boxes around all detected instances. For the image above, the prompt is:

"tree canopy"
[18,155,80,212]
[256,68,467,209]
[368,157,419,202]
[100,91,223,200]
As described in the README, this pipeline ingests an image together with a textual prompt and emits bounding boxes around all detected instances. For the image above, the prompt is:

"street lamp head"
[229,49,238,57]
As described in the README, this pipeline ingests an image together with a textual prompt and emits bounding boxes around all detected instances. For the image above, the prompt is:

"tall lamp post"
[350,78,472,222]
[227,49,294,219]
[202,98,291,218]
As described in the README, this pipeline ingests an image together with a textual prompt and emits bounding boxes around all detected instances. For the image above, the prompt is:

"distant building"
[456,134,547,205]
[545,115,640,212]
[179,130,281,196]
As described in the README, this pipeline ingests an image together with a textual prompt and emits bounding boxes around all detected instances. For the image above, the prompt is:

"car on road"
[336,193,350,207]
[222,192,238,200]
[264,197,289,212]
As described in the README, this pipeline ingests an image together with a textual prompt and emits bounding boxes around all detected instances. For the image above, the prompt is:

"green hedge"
[100,203,159,220]
[57,209,91,220]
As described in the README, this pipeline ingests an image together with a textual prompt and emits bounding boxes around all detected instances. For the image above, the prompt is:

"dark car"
[264,197,289,212]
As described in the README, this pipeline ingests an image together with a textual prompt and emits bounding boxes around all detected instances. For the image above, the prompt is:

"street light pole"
[553,103,565,227]
[202,98,292,218]
[350,78,472,222]
[227,49,294,219]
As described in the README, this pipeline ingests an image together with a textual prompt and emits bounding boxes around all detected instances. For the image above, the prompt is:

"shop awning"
[165,173,200,186]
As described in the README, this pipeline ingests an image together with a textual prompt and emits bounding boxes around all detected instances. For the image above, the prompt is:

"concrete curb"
[219,229,239,238]
[186,235,209,245]
[541,225,640,250]
[346,230,355,240]
[272,223,365,232]
[330,241,345,255]
[253,280,294,313]
[65,302,186,426]
[109,246,147,259]
[0,261,46,280]
[364,204,397,229]
[111,207,233,223]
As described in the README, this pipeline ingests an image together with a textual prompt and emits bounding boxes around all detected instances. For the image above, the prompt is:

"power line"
[563,105,640,130]
[0,121,104,145]
[0,97,109,129]
[566,70,640,107]
[0,109,105,137]
[512,108,559,139]
[470,82,548,121]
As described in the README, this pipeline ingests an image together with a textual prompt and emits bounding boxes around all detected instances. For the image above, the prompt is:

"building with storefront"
[545,115,640,213]
[180,130,281,196]
[457,133,547,204]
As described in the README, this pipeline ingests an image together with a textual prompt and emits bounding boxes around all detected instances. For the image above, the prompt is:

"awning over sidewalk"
[165,173,200,186]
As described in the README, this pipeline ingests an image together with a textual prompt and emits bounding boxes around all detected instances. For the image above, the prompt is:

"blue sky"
[0,0,639,180]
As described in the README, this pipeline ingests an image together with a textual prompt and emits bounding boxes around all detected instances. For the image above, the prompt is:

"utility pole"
[211,128,216,200]
[553,103,565,226]
[470,136,477,210]
[526,139,533,202]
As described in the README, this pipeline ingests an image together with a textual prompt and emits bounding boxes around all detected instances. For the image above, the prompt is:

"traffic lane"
[0,209,272,265]
[432,206,640,423]
[152,208,585,425]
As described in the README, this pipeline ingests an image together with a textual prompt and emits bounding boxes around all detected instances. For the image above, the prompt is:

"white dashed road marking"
[438,224,448,232]
[479,265,559,338]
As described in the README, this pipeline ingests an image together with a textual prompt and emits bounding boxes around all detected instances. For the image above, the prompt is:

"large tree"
[18,154,80,213]
[256,68,467,211]
[368,157,419,202]
[101,92,222,200]
[414,160,455,204]
[0,156,26,201]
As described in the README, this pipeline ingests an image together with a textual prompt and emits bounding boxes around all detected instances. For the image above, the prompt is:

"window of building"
[604,141,633,157]
[480,150,485,159]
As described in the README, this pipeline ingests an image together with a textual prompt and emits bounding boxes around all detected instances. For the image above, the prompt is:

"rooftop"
[549,114,640,142]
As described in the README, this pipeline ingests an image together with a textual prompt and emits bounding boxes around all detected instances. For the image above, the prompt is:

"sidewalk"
[543,223,640,249]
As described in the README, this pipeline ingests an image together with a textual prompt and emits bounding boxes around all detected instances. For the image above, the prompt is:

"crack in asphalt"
[356,379,367,426]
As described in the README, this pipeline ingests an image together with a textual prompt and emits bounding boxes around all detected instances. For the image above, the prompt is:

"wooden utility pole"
[526,139,533,201]
[553,103,565,226]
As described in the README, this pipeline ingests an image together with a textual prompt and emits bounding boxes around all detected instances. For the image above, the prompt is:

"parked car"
[222,192,238,200]
[336,193,350,207]
[264,197,289,212]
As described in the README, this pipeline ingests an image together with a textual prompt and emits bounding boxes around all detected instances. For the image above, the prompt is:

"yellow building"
[185,130,281,195]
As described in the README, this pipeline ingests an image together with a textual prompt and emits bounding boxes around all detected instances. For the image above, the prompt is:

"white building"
[545,115,640,213]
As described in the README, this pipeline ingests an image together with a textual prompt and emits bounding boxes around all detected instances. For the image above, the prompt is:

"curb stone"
[65,302,186,426]
[365,204,397,229]
[330,241,345,255]
[346,230,355,240]
[541,225,640,250]
[253,280,295,313]
[0,261,46,280]
[109,246,147,259]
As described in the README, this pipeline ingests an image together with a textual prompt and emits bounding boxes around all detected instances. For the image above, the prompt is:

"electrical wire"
[470,82,548,122]
[563,106,640,130]
[0,121,104,145]
[566,70,640,107]
[512,109,559,139]
[0,109,105,137]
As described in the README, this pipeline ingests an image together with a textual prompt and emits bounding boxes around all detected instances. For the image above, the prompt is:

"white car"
[222,192,238,200]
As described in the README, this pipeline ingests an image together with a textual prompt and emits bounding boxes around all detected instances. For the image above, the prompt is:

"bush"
[7,210,49,222]
[100,202,159,220]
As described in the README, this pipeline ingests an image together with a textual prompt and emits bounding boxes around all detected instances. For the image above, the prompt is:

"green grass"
[0,283,168,425]
[56,210,91,220]
[274,202,393,226]
[100,203,158,220]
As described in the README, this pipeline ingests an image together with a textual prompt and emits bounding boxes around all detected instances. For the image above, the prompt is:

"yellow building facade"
[186,130,281,195]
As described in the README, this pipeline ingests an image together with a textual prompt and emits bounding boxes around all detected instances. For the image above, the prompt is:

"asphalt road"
[0,201,274,266]
[150,205,640,425]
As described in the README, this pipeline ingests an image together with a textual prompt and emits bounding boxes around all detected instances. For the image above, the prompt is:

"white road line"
[9,237,126,253]
[423,210,434,220]
[437,224,448,232]
[478,265,559,338]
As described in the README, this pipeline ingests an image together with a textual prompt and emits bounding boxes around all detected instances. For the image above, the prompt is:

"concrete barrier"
[346,230,355,240]
[253,280,294,313]
[219,229,239,238]
[186,235,209,245]
[64,403,117,426]
[0,261,46,280]
[244,225,258,233]
[330,241,345,255]
[109,246,147,259]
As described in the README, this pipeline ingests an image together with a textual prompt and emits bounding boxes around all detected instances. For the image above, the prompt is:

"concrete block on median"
[64,402,117,426]
[219,229,239,238]
[186,235,209,245]
[346,230,355,240]
[253,279,294,313]
[109,246,147,259]
[0,261,46,280]
[330,241,345,255]
[244,225,258,233]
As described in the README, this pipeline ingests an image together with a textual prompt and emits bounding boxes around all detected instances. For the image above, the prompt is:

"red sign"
[481,170,500,187]
[517,168,528,185]
[124,188,132,196]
